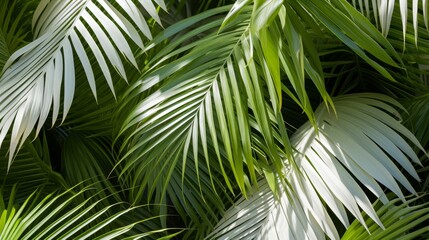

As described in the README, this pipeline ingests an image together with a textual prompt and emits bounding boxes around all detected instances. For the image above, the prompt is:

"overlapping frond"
[299,0,401,79]
[0,185,172,239]
[117,0,334,203]
[62,133,121,206]
[351,0,429,44]
[404,93,429,148]
[342,196,429,239]
[113,2,419,234]
[118,5,257,202]
[1,0,428,239]
[0,0,165,168]
[208,93,424,240]
[0,0,36,75]
[0,132,67,201]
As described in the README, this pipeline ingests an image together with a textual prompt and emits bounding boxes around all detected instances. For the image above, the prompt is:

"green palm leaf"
[342,196,429,239]
[0,0,35,70]
[117,1,333,203]
[0,30,8,71]
[0,132,67,201]
[0,185,172,239]
[61,132,122,206]
[207,93,424,239]
[118,5,259,202]
[351,0,429,44]
[115,2,421,234]
[0,0,165,168]
[404,93,429,149]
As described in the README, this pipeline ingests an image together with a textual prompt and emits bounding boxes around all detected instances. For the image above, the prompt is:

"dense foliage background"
[1,0,429,239]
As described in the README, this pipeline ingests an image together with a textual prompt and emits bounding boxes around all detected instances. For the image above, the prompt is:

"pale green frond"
[208,93,423,240]
[251,0,283,32]
[118,5,256,202]
[0,185,172,240]
[0,0,165,169]
[298,0,400,81]
[59,44,139,135]
[220,0,252,29]
[118,1,341,208]
[341,196,429,239]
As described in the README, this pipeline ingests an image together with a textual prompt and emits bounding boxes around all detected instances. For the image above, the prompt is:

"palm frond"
[114,2,420,233]
[0,30,9,79]
[118,5,257,202]
[207,93,424,240]
[0,185,173,239]
[117,0,338,203]
[404,93,429,148]
[163,150,234,239]
[403,93,429,194]
[341,196,429,239]
[0,132,67,201]
[351,0,429,44]
[0,0,37,74]
[206,179,332,240]
[0,0,165,168]
[61,132,122,206]
[0,0,35,56]
[299,0,402,79]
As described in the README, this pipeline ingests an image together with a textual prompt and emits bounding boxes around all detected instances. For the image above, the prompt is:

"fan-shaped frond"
[207,93,424,240]
[0,0,165,168]
[206,179,333,240]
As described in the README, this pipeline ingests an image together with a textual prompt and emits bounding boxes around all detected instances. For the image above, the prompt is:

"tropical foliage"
[1,0,429,239]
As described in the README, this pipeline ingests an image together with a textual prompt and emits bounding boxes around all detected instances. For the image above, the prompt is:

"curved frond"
[115,2,416,233]
[0,132,67,201]
[342,196,429,239]
[351,0,429,44]
[0,185,172,239]
[119,5,258,202]
[118,0,337,202]
[0,0,36,69]
[0,0,165,168]
[62,132,121,206]
[208,93,424,240]
[206,179,332,240]
[298,0,401,80]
